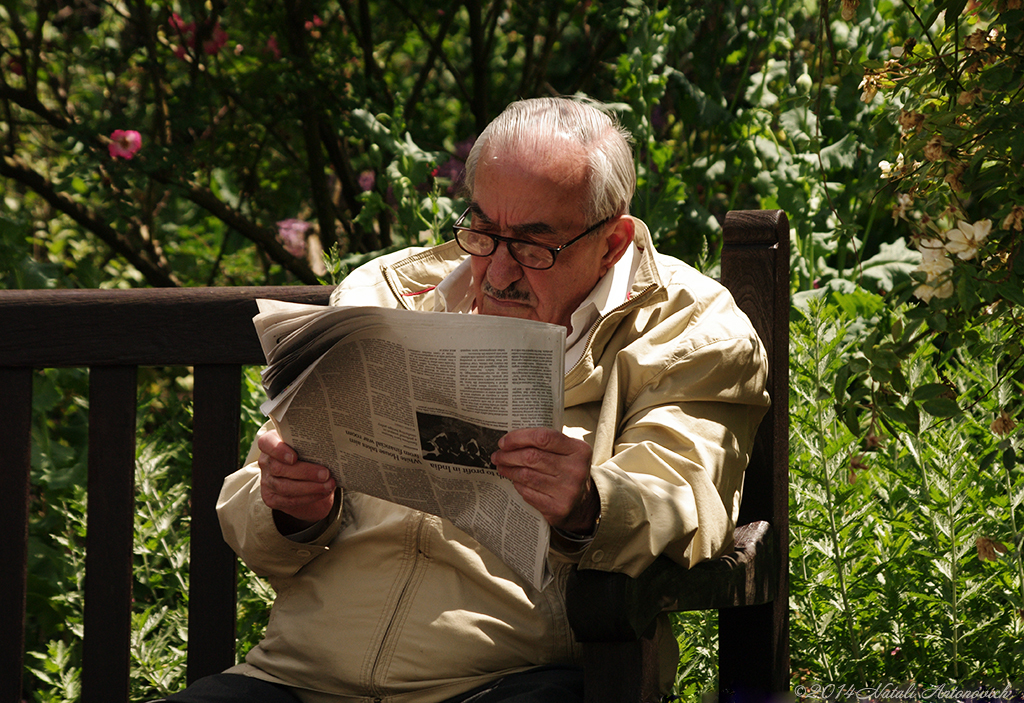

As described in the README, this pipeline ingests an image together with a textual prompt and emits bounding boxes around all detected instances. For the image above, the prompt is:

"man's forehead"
[468,202,559,237]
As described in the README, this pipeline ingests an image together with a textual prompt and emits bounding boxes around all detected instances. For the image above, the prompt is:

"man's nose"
[485,241,524,290]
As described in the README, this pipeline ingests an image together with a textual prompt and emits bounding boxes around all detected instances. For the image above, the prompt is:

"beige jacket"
[217,219,770,702]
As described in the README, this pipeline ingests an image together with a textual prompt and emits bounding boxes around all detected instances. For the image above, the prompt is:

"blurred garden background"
[2,0,1021,699]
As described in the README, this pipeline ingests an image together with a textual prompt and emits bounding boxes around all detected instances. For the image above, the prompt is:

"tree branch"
[0,154,180,287]
[284,0,340,254]
[171,178,321,283]
[466,0,488,132]
[0,84,73,132]
[394,0,469,121]
[355,0,394,110]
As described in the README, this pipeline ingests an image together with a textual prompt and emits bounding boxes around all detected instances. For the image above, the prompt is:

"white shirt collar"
[433,256,476,314]
[564,242,638,369]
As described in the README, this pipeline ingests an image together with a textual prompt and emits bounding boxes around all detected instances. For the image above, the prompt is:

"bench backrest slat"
[83,366,138,703]
[188,364,244,682]
[718,209,791,692]
[0,368,33,703]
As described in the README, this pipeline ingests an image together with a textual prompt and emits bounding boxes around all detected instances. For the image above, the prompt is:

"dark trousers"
[158,667,584,703]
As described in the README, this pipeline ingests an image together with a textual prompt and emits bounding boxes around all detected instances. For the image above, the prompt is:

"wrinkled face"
[467,141,626,332]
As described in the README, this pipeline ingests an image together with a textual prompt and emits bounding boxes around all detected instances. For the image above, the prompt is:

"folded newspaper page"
[253,299,566,590]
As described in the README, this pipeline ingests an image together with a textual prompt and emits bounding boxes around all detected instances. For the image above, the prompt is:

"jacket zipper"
[367,513,429,698]
[566,283,659,377]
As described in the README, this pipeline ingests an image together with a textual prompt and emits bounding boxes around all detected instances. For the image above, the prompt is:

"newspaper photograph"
[252,299,566,590]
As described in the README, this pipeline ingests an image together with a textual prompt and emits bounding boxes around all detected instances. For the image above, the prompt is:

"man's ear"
[599,215,635,275]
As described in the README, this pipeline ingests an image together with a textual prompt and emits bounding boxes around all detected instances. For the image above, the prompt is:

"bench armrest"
[566,520,776,642]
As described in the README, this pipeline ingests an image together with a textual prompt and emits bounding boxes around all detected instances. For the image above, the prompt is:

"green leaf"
[780,107,817,148]
[927,312,948,332]
[871,348,900,370]
[818,133,859,171]
[857,240,921,294]
[833,288,885,318]
[996,281,1024,307]
[897,401,920,434]
[939,0,969,21]
[922,397,961,417]
[912,384,951,401]
[1003,447,1017,472]
[849,353,870,374]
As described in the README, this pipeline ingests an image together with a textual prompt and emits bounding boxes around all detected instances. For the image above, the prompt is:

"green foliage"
[670,610,718,698]
[790,296,1024,686]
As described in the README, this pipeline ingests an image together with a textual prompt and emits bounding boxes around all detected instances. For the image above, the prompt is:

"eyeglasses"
[452,208,611,271]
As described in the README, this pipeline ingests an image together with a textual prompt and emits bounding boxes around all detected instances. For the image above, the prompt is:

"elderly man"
[164,97,769,703]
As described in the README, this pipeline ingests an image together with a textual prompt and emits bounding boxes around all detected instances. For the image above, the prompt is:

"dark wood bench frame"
[1,209,789,703]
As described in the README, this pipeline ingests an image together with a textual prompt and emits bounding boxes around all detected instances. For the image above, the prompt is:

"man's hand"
[491,428,599,534]
[257,430,336,533]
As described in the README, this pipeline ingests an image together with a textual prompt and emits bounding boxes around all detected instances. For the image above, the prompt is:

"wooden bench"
[1,209,789,703]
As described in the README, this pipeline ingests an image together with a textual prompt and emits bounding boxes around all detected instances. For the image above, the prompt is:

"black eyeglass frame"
[451,207,612,271]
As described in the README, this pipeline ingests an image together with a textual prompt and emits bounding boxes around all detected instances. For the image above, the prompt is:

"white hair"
[463,97,636,223]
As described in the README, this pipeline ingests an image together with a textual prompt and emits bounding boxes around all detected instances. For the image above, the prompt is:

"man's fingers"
[260,464,336,521]
[498,427,573,455]
[493,428,591,477]
[491,427,598,531]
[261,451,331,483]
[255,430,336,525]
[263,468,335,497]
[257,429,297,464]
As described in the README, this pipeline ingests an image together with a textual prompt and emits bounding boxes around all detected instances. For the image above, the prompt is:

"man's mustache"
[481,281,532,302]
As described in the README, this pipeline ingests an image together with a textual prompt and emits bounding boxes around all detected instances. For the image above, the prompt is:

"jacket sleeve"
[571,279,770,578]
[216,423,345,579]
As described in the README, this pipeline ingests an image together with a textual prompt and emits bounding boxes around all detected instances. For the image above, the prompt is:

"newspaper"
[252,299,566,590]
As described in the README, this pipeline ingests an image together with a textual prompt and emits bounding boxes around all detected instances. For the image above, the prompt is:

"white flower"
[913,256,954,302]
[944,219,992,260]
[859,74,879,102]
[879,153,905,179]
[915,237,947,265]
[892,192,913,223]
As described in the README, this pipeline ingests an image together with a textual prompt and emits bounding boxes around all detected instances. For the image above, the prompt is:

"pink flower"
[453,137,476,161]
[170,13,195,57]
[433,137,476,193]
[276,219,311,257]
[108,130,142,159]
[169,12,190,33]
[265,35,281,59]
[202,23,228,55]
[169,13,228,58]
